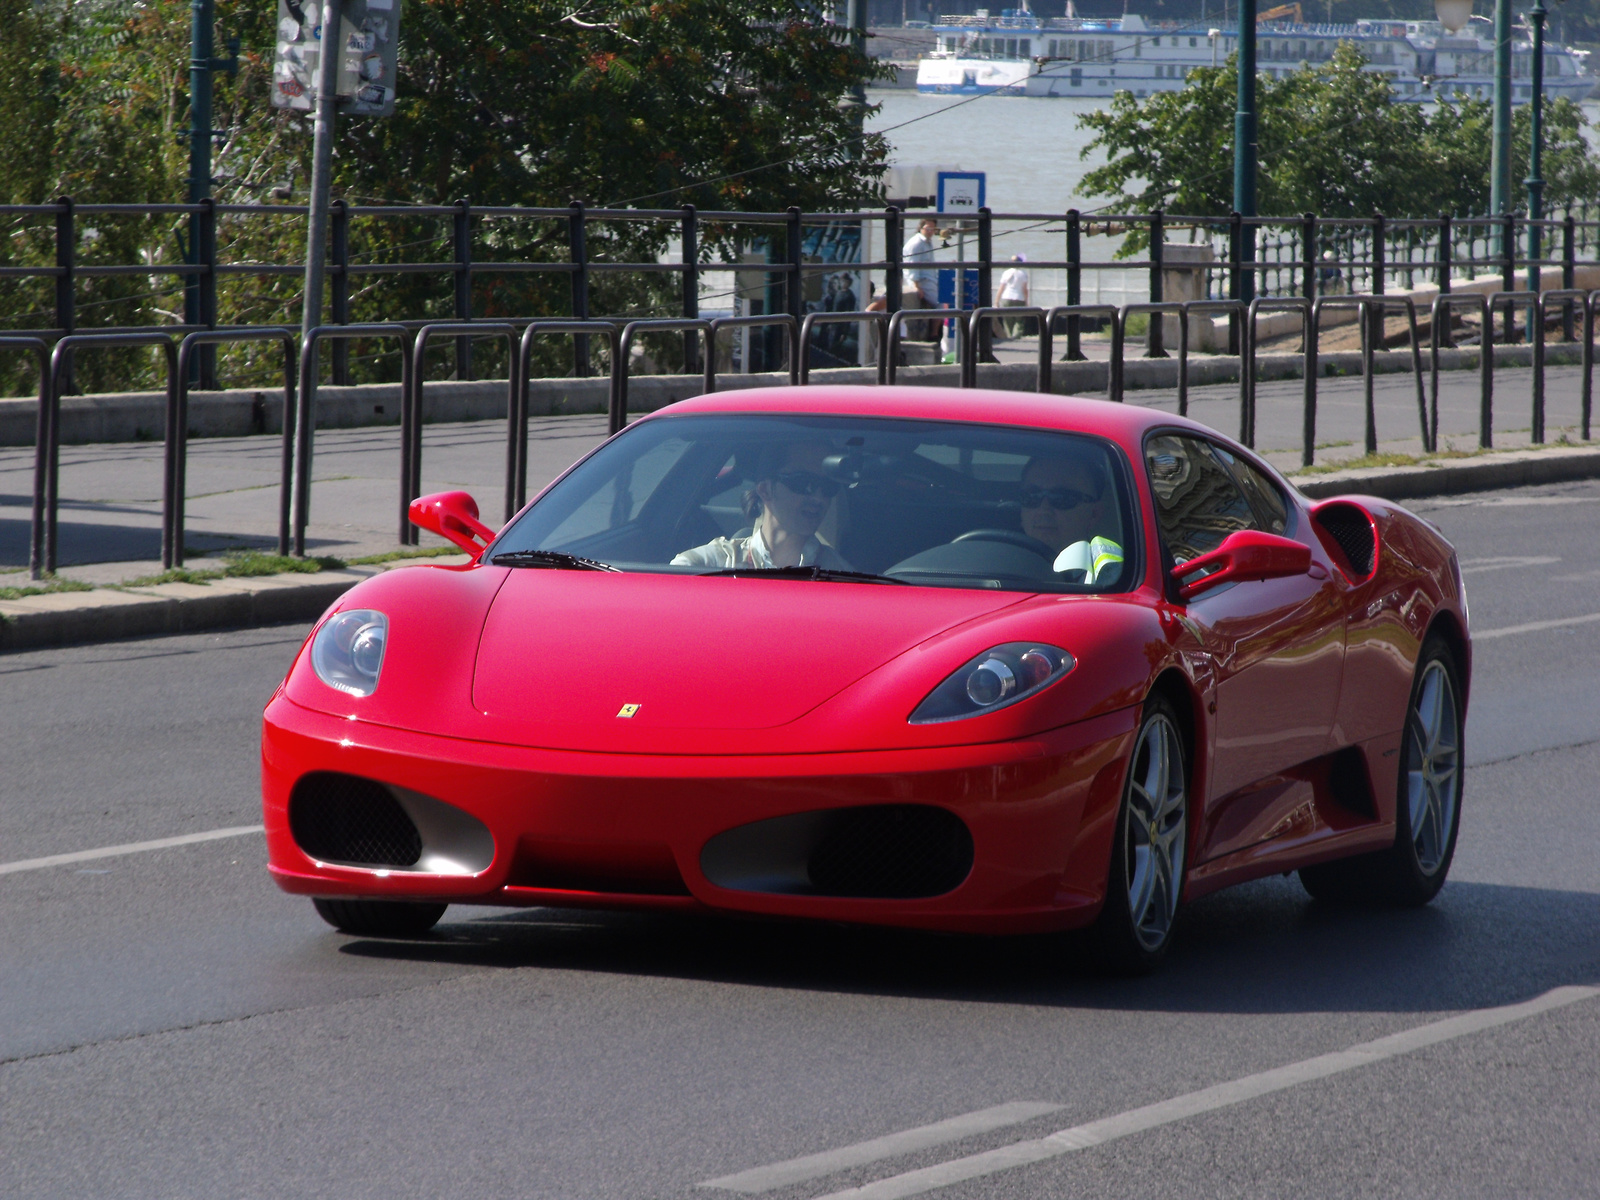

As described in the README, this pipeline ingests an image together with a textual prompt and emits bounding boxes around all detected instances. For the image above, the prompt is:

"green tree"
[1077,43,1600,253]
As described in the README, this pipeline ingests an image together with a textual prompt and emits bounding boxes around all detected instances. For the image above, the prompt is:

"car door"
[1144,434,1347,859]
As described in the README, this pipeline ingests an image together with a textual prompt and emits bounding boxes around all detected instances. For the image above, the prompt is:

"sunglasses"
[1020,484,1099,510]
[775,470,841,498]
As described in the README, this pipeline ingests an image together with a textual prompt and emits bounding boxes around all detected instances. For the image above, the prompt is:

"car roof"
[656,385,1221,447]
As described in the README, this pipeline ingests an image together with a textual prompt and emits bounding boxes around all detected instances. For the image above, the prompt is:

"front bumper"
[262,696,1137,935]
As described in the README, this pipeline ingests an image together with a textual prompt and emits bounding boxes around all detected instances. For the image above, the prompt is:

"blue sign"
[936,172,986,215]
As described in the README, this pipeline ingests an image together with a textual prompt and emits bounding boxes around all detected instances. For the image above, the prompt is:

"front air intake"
[700,805,975,899]
[1314,502,1377,579]
[289,772,423,868]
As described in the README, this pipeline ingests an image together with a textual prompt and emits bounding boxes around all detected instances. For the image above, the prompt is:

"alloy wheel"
[1405,659,1460,876]
[1125,713,1188,951]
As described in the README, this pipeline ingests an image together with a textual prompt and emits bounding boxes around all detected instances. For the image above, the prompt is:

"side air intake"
[1314,502,1377,579]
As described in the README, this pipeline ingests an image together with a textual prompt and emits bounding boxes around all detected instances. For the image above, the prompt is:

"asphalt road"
[1,357,1587,583]
[3,480,1599,1198]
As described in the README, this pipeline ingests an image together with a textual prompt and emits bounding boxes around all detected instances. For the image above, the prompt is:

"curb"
[0,559,465,652]
[1289,443,1600,500]
[4,446,1599,652]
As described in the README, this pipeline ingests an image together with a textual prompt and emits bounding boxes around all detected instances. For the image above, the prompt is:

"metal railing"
[23,288,1597,578]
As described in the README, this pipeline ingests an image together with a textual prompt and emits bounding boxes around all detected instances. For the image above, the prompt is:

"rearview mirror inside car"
[1171,529,1313,600]
[408,491,496,556]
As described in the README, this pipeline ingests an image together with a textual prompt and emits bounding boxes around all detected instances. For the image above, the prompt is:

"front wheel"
[312,897,447,937]
[1090,696,1189,974]
[1300,635,1463,906]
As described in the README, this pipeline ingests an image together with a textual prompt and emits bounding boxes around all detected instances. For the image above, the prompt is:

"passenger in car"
[672,440,854,570]
[1019,453,1124,583]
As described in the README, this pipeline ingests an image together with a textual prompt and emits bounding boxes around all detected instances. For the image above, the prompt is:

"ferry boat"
[915,11,1592,102]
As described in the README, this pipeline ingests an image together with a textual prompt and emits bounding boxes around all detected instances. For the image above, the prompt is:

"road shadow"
[338,876,1600,1016]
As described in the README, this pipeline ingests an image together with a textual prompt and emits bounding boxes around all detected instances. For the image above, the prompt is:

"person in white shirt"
[996,254,1031,340]
[673,440,852,570]
[901,217,944,343]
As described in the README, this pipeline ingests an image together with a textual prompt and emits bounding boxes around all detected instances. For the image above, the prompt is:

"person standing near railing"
[902,217,945,343]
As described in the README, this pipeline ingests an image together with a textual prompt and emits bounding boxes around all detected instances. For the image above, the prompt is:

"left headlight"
[909,642,1074,724]
[311,609,388,697]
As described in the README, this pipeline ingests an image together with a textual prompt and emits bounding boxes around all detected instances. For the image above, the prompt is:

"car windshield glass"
[492,414,1138,593]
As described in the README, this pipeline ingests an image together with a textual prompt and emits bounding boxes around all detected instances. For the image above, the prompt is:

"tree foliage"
[1077,43,1600,252]
[0,0,888,389]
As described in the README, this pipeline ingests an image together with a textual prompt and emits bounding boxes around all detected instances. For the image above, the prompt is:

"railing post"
[1370,212,1386,353]
[786,207,804,378]
[452,198,472,379]
[1437,212,1452,305]
[330,198,350,385]
[1227,211,1242,355]
[1502,210,1517,342]
[54,195,75,395]
[1147,209,1165,358]
[884,206,903,314]
[1065,208,1084,361]
[197,197,218,389]
[977,205,996,363]
[569,200,591,376]
[1301,212,1316,301]
[1563,210,1576,341]
[681,204,699,374]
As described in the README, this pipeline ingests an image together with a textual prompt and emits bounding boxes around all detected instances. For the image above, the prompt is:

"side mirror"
[1171,529,1312,600]
[408,491,496,556]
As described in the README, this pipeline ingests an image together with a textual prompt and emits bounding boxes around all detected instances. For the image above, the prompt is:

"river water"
[864,89,1600,308]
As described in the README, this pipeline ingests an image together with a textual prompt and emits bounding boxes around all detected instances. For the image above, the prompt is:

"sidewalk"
[5,440,1597,651]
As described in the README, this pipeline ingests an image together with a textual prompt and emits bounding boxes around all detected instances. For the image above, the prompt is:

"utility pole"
[1490,0,1513,226]
[1233,0,1257,304]
[292,0,344,548]
[300,0,344,342]
[846,0,868,155]
[1526,0,1547,293]
[186,0,236,385]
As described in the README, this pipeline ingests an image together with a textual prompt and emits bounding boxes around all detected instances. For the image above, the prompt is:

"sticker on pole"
[272,0,401,116]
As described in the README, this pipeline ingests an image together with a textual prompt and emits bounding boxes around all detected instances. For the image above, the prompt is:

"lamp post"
[1490,0,1513,228]
[1526,0,1547,294]
[1233,0,1257,304]
[185,0,235,386]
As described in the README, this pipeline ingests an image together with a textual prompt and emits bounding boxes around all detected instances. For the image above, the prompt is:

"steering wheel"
[952,529,1056,558]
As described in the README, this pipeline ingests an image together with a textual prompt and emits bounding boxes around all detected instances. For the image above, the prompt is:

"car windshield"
[492,413,1138,593]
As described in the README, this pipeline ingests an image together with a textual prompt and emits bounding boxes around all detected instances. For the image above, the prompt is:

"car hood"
[468,570,1026,750]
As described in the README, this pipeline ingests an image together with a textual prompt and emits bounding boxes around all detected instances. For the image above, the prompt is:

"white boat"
[914,12,1592,102]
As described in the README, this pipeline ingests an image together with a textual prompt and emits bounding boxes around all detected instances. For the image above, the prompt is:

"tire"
[1300,635,1463,907]
[1090,696,1190,974]
[312,897,448,937]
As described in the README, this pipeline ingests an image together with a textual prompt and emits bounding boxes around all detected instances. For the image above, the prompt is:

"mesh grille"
[289,773,422,867]
[807,805,974,899]
[1315,504,1375,577]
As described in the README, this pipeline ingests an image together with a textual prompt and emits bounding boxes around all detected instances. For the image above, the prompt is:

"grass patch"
[349,545,466,565]
[1291,447,1488,476]
[123,550,346,589]
[0,576,94,601]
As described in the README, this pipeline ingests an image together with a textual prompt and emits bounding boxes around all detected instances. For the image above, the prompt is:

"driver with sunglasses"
[1019,454,1124,584]
[673,440,853,570]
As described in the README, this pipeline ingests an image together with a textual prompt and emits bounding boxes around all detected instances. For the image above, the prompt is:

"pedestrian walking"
[996,254,1031,339]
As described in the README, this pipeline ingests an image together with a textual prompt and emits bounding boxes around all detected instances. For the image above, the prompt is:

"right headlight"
[311,609,388,697]
[909,642,1075,724]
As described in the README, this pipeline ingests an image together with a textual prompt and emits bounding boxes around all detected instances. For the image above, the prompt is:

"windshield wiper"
[702,564,907,585]
[491,549,621,572]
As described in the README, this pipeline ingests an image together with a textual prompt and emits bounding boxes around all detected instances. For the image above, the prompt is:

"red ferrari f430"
[262,386,1468,971]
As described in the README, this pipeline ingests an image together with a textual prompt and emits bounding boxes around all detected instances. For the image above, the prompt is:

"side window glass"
[1144,434,1258,564]
[1213,446,1289,534]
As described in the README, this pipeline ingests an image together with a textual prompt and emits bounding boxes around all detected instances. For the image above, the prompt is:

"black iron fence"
[21,290,1597,580]
[7,198,1600,396]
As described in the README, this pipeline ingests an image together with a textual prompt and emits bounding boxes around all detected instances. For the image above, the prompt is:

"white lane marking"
[1458,555,1559,574]
[1474,612,1600,640]
[812,986,1600,1200]
[699,1102,1065,1194]
[0,825,264,876]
